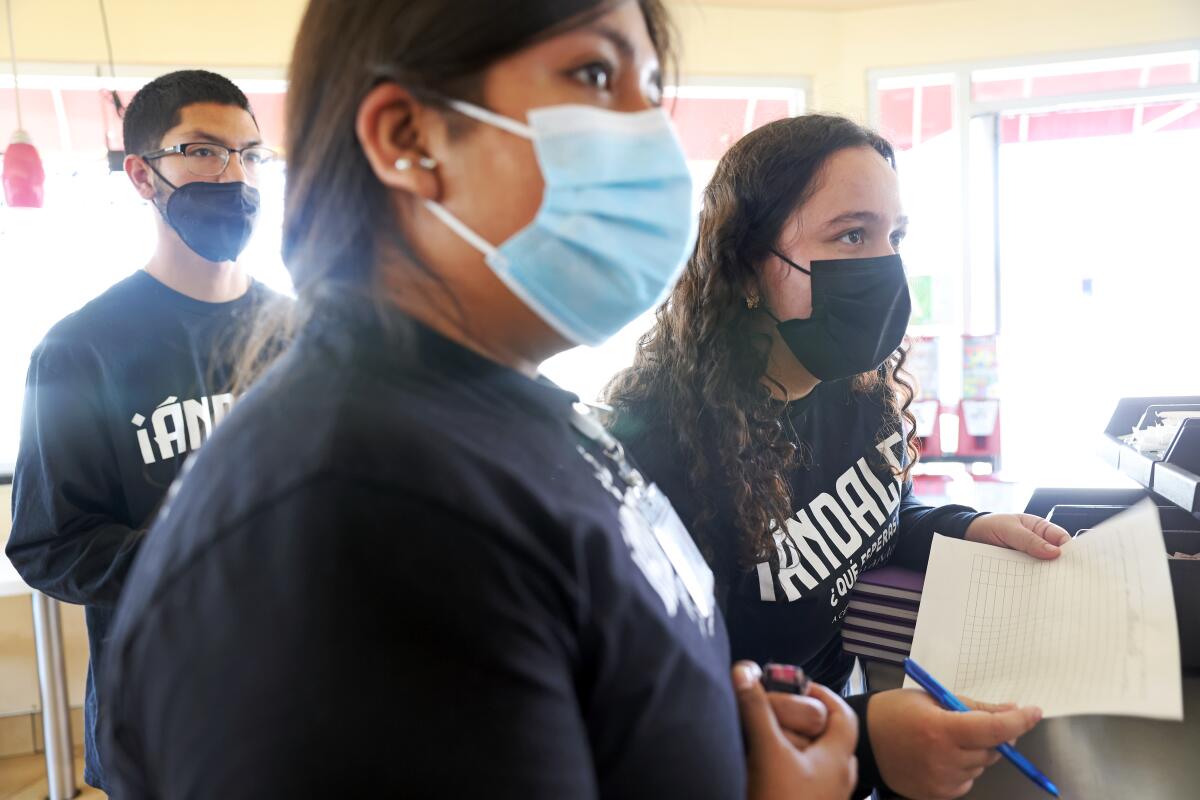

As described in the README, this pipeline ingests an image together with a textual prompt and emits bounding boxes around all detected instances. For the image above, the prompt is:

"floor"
[0,748,105,799]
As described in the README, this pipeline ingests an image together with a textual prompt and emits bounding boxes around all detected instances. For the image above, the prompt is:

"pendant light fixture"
[2,0,45,207]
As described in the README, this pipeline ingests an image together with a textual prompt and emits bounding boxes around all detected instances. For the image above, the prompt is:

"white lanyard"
[569,404,715,620]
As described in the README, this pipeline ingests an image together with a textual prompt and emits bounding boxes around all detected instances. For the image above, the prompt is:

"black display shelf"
[1100,396,1200,470]
[1100,396,1200,515]
[1025,487,1149,519]
[1044,503,1200,536]
[1057,397,1200,668]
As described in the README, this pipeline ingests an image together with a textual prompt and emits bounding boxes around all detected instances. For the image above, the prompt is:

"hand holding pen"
[905,658,1059,797]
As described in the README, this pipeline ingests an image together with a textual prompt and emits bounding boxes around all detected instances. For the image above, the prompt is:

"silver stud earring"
[395,156,438,171]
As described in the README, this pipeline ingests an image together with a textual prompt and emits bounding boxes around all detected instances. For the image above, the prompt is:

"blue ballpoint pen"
[903,658,1060,798]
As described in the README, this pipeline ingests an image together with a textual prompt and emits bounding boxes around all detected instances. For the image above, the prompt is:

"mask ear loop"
[419,97,537,268]
[770,247,811,275]
[140,158,179,224]
[444,99,535,140]
[756,248,814,323]
[756,256,816,415]
[142,159,180,191]
[422,199,508,269]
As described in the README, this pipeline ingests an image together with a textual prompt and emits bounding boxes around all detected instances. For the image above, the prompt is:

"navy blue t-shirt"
[6,271,273,791]
[101,295,746,799]
[612,378,984,795]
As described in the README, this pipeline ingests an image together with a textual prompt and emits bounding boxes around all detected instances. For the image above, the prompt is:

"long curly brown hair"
[605,114,920,567]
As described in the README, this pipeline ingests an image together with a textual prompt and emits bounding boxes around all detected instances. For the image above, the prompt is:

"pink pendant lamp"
[3,0,44,208]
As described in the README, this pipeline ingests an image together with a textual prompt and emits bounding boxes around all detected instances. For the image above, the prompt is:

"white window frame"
[867,40,1200,336]
[665,74,810,117]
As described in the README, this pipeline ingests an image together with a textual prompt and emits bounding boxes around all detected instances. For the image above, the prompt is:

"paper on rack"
[1122,411,1200,457]
[904,500,1182,719]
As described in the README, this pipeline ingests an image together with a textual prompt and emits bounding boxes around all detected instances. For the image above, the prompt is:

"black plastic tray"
[1099,395,1200,471]
[1100,397,1200,515]
[1044,504,1200,536]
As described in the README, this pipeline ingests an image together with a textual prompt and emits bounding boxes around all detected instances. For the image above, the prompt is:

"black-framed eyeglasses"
[141,142,279,178]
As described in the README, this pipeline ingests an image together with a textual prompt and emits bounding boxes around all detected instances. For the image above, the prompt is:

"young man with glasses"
[6,69,282,793]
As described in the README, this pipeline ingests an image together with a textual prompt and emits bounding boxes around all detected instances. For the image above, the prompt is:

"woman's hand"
[734,662,859,800]
[965,513,1071,559]
[769,687,829,750]
[868,688,1042,800]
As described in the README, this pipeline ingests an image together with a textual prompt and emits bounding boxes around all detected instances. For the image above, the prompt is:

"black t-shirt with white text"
[612,378,983,795]
[6,271,273,790]
[101,295,746,799]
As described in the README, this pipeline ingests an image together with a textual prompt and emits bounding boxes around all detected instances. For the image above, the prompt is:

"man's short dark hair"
[123,69,255,156]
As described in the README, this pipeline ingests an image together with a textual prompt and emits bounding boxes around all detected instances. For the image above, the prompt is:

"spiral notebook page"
[905,500,1183,719]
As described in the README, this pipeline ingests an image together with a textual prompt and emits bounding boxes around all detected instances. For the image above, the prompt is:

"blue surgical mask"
[424,100,697,347]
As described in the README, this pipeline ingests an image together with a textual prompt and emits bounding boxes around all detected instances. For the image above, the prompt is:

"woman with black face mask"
[606,114,1071,800]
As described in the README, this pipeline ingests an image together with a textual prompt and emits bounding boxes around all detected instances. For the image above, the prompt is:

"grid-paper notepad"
[904,500,1183,719]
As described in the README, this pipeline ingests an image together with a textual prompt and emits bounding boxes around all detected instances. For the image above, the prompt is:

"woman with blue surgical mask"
[606,114,1070,800]
[99,2,860,798]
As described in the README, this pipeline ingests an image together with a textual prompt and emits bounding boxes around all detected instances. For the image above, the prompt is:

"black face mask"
[149,168,260,263]
[769,250,911,382]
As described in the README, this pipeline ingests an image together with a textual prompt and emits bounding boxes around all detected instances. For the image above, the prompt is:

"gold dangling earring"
[746,294,761,310]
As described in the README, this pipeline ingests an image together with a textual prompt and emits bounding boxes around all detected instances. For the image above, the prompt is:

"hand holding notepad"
[905,500,1183,720]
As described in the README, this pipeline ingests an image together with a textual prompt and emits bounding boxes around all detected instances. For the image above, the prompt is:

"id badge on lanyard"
[637,482,715,619]
[570,404,715,620]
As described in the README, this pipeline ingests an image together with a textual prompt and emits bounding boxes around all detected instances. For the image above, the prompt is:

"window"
[877,75,956,152]
[996,92,1200,488]
[666,83,807,200]
[972,50,1200,103]
[870,45,1200,494]
[872,73,967,405]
